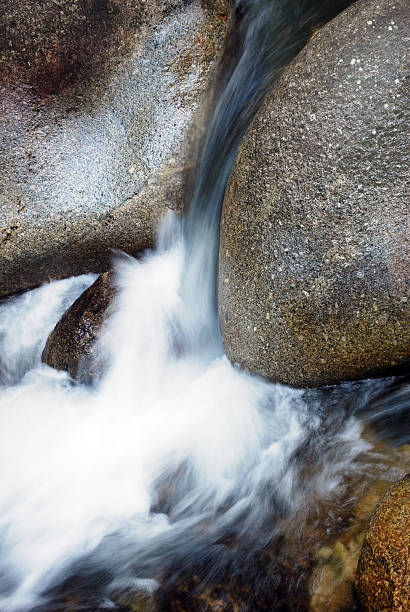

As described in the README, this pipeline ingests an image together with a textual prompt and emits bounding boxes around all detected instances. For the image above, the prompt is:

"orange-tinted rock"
[354,475,410,611]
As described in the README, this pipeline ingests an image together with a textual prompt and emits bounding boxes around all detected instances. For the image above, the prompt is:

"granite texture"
[42,270,114,383]
[218,0,410,388]
[0,0,232,296]
[354,475,410,611]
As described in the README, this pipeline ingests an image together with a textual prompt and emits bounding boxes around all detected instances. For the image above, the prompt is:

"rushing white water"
[0,215,385,611]
[0,275,97,387]
[1,1,407,608]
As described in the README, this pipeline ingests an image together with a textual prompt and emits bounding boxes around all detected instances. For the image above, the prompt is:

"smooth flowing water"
[0,215,407,611]
[0,1,408,610]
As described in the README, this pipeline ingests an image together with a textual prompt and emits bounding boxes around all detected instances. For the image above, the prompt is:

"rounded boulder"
[218,0,410,387]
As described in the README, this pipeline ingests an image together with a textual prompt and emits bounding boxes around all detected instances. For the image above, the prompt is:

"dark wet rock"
[354,474,410,611]
[158,570,304,612]
[218,0,410,387]
[42,271,114,383]
[0,0,232,297]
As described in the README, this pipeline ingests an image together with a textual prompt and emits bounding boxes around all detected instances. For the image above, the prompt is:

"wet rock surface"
[354,474,410,611]
[218,0,410,387]
[42,270,114,382]
[0,0,232,297]
[309,437,409,612]
[309,479,392,612]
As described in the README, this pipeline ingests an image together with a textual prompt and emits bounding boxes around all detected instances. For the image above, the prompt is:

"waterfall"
[0,1,407,610]
[182,0,355,347]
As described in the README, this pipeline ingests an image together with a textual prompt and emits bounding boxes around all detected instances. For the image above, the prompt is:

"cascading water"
[182,0,356,343]
[0,216,391,612]
[0,1,408,611]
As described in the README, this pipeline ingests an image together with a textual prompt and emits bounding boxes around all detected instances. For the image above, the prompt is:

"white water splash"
[0,216,373,611]
[0,275,97,386]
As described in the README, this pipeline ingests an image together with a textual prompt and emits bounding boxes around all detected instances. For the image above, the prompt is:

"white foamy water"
[0,275,97,387]
[0,216,380,611]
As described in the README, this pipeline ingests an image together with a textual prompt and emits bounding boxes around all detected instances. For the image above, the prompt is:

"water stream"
[0,1,408,610]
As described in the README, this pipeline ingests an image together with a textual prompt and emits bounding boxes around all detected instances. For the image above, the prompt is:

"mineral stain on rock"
[0,0,139,97]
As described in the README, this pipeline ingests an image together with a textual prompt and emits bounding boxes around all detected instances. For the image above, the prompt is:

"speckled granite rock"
[42,270,114,383]
[354,475,410,611]
[218,0,410,388]
[0,0,232,297]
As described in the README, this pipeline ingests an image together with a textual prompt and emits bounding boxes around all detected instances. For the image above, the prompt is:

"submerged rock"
[42,271,113,383]
[354,475,410,611]
[218,0,410,387]
[110,581,159,612]
[0,0,232,297]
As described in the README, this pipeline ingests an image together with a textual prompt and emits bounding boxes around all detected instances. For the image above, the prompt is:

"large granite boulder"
[0,0,232,297]
[218,0,410,387]
[354,475,409,611]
